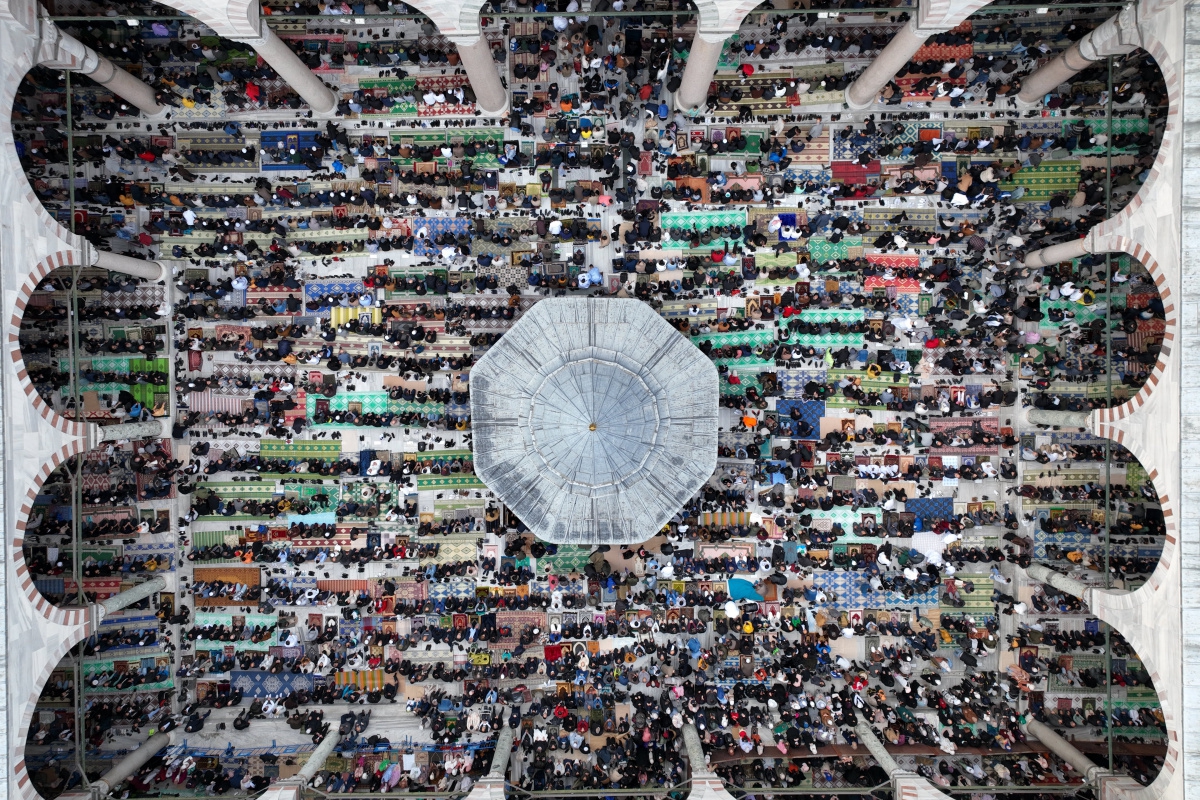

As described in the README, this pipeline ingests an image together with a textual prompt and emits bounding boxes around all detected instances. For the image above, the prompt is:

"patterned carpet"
[904,497,954,524]
[791,332,864,348]
[778,369,828,398]
[811,570,939,610]
[661,209,747,231]
[259,439,342,460]
[691,329,776,348]
[807,236,863,263]
[1000,161,1081,202]
[415,474,486,490]
[229,669,315,696]
[775,399,824,437]
[536,546,593,575]
[798,308,865,323]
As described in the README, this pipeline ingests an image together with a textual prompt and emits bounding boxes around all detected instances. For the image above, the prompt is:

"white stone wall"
[0,0,1191,798]
[0,4,96,799]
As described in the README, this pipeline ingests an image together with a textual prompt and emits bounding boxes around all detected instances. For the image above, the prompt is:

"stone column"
[88,576,167,634]
[1018,5,1143,104]
[254,786,301,800]
[681,723,708,773]
[681,723,737,800]
[1022,718,1105,782]
[1026,563,1091,601]
[93,420,164,446]
[1024,234,1095,269]
[237,21,337,115]
[91,249,165,282]
[100,577,165,615]
[37,18,164,116]
[449,35,507,115]
[90,732,173,796]
[854,720,900,775]
[464,717,514,800]
[676,32,728,113]
[892,772,958,800]
[297,732,342,782]
[845,17,939,109]
[1026,408,1092,429]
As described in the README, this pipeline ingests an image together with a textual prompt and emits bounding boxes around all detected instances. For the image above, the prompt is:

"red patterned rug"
[418,102,477,117]
[831,160,881,183]
[912,43,972,62]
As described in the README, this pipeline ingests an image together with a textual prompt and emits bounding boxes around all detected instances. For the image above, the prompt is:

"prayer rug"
[535,546,592,576]
[392,580,427,602]
[903,497,955,525]
[798,307,865,323]
[259,439,342,460]
[912,42,972,62]
[661,209,748,231]
[778,369,828,398]
[422,541,477,565]
[494,611,547,642]
[721,373,762,397]
[830,160,880,184]
[66,577,123,600]
[809,506,881,529]
[831,134,883,161]
[792,332,864,348]
[333,670,385,690]
[774,399,825,438]
[416,474,486,490]
[806,236,862,263]
[999,160,1081,203]
[428,578,476,602]
[122,542,176,570]
[752,251,799,270]
[700,511,750,527]
[790,129,830,167]
[811,570,938,610]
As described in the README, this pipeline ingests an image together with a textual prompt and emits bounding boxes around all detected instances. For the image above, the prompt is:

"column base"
[690,775,737,800]
[473,100,510,118]
[673,95,708,115]
[1012,94,1042,111]
[464,777,506,800]
[843,86,876,111]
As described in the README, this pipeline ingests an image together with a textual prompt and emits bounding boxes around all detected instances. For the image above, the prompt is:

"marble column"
[854,720,900,775]
[463,717,514,800]
[681,722,737,800]
[1018,5,1142,104]
[99,577,166,615]
[297,731,342,782]
[1022,718,1105,782]
[254,786,301,800]
[90,732,174,795]
[93,420,164,445]
[676,32,728,113]
[845,17,939,109]
[237,21,337,115]
[1026,563,1091,601]
[92,249,164,282]
[449,35,507,114]
[1023,236,1094,269]
[1026,408,1092,429]
[681,723,707,772]
[38,19,164,116]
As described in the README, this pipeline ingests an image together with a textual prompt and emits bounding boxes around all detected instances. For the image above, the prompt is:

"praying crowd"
[11,0,1170,798]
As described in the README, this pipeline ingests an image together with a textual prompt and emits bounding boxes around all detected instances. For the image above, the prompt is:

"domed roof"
[470,297,719,544]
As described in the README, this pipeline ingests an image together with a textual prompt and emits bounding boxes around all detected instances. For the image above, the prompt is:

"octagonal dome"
[470,297,719,544]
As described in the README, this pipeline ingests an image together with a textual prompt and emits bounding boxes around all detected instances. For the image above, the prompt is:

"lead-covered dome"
[470,298,718,544]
